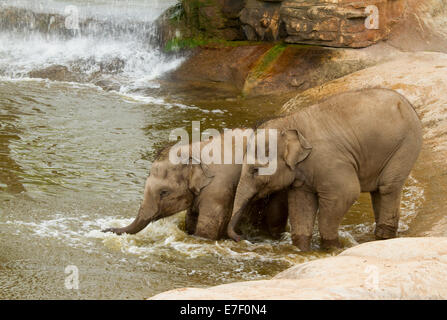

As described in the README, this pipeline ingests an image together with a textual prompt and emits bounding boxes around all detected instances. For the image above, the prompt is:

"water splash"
[0,0,183,93]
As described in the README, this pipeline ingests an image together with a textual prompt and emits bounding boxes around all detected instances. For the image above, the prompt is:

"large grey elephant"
[227,88,422,251]
[103,131,288,240]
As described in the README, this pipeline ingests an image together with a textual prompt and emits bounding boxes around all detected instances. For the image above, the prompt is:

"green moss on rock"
[243,43,287,95]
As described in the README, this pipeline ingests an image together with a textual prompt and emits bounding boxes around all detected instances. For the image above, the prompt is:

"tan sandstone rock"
[150,237,447,299]
[281,0,406,48]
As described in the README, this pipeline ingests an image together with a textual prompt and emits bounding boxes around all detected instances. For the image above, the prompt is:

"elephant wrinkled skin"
[228,88,423,251]
[103,131,288,240]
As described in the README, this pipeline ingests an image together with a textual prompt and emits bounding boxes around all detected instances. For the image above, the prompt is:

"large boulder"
[386,0,447,53]
[164,41,400,96]
[150,237,447,299]
[165,44,274,92]
[281,0,405,47]
[28,65,82,82]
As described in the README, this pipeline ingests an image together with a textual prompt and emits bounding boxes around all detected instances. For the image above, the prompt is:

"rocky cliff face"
[281,0,405,48]
[162,0,447,97]
[177,0,406,48]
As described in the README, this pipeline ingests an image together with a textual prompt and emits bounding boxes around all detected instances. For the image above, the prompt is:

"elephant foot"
[321,238,342,250]
[375,224,397,240]
[268,228,283,240]
[269,232,282,240]
[292,235,312,252]
[194,228,220,241]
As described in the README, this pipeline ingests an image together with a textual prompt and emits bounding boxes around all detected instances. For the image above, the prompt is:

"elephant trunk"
[227,181,257,242]
[103,195,159,235]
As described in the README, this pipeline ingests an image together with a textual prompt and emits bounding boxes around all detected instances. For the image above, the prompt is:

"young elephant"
[227,88,422,251]
[103,131,288,240]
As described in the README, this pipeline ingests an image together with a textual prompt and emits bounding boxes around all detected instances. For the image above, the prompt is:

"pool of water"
[0,0,426,299]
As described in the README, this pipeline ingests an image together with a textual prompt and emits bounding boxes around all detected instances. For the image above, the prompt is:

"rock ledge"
[150,237,447,300]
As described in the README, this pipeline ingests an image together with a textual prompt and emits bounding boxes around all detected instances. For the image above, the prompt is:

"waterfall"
[0,0,183,93]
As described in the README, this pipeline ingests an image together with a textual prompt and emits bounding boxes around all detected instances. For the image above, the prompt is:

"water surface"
[0,0,426,299]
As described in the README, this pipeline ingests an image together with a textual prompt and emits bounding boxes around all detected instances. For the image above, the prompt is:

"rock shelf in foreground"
[150,237,447,299]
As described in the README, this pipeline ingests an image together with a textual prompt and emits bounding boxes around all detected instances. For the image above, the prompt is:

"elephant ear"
[282,129,312,170]
[188,156,215,195]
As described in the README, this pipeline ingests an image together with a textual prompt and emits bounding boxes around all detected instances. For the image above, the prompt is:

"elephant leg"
[185,209,199,235]
[374,185,403,240]
[370,191,381,225]
[288,188,318,252]
[318,174,360,250]
[374,135,420,239]
[194,201,231,240]
[262,190,289,239]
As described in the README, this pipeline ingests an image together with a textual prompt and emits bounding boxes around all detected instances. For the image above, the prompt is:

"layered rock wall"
[281,0,405,47]
[178,0,406,47]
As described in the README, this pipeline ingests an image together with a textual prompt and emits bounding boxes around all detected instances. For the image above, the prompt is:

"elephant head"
[103,148,214,235]
[227,128,312,241]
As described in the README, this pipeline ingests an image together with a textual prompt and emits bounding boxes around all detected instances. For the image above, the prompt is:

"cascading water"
[0,0,182,96]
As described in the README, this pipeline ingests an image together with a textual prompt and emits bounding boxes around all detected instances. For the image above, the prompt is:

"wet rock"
[99,58,125,74]
[0,7,68,37]
[165,42,395,97]
[28,65,82,82]
[241,44,378,97]
[165,44,273,91]
[93,79,122,92]
[150,237,447,299]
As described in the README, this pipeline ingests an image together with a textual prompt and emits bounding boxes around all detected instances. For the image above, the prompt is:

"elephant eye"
[251,167,259,176]
[160,190,170,198]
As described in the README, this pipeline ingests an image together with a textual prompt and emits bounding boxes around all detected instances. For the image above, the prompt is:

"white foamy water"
[0,33,183,81]
[1,0,178,20]
[3,209,308,266]
[0,0,184,95]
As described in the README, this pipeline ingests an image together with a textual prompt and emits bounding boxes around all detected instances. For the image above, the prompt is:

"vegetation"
[164,36,262,52]
[166,2,185,23]
[249,43,287,79]
[242,43,287,96]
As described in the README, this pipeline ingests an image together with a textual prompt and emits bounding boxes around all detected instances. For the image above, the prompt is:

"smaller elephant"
[103,131,288,240]
[228,88,423,251]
